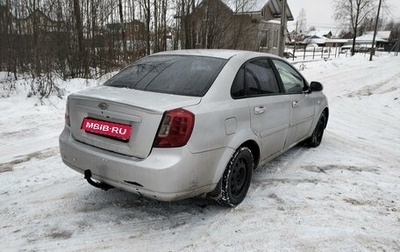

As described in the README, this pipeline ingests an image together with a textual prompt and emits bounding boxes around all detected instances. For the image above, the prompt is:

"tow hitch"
[84,170,114,191]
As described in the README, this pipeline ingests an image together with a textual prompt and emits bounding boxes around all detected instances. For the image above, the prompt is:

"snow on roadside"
[0,77,100,164]
[1,54,400,251]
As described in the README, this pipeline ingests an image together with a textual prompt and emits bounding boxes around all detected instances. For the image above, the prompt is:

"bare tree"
[176,0,199,49]
[73,0,87,75]
[333,0,375,56]
[139,0,151,55]
[159,0,168,52]
[0,0,220,82]
[118,0,127,59]
[223,0,250,50]
[189,0,258,50]
[297,8,307,33]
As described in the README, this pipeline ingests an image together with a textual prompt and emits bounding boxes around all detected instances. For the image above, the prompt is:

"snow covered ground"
[1,54,400,251]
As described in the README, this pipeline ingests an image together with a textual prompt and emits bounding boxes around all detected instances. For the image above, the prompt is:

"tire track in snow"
[0,147,59,173]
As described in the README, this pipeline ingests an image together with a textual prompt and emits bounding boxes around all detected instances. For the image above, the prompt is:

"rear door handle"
[254,106,266,115]
[292,101,299,108]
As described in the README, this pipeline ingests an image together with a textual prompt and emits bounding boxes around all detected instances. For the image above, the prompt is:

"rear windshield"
[104,55,227,97]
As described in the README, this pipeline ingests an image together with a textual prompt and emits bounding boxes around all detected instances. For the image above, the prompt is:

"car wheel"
[306,112,327,147]
[218,147,253,207]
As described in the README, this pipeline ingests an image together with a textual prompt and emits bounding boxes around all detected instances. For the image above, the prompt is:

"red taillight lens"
[154,108,195,148]
[65,98,71,126]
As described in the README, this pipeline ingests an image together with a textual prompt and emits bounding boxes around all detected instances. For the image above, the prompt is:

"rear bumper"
[59,127,233,201]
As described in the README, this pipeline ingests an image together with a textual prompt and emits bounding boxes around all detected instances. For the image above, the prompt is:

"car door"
[232,58,290,160]
[271,59,315,148]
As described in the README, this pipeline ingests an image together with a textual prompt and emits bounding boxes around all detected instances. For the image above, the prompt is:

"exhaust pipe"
[84,170,114,191]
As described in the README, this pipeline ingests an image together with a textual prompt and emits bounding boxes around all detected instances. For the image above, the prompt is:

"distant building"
[302,31,334,45]
[358,31,391,50]
[106,20,146,40]
[0,7,65,35]
[339,31,392,52]
[18,9,65,34]
[189,0,293,54]
[103,20,148,56]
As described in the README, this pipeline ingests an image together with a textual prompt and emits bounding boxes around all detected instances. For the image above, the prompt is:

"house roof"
[362,31,391,40]
[305,30,335,38]
[267,0,293,20]
[24,9,55,23]
[302,36,327,45]
[226,0,266,12]
[355,33,387,43]
[225,0,293,20]
[325,39,350,44]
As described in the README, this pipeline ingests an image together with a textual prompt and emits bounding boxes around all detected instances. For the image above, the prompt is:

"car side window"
[231,67,245,98]
[272,59,305,94]
[231,59,280,99]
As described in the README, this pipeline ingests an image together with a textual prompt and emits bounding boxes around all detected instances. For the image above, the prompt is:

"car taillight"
[154,108,195,148]
[65,98,70,126]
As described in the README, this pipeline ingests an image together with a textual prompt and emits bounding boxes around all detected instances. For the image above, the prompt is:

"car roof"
[151,49,280,60]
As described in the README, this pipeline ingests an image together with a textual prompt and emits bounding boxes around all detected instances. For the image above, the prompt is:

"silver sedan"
[59,50,328,207]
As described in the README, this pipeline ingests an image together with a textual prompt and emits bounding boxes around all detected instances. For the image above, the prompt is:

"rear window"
[104,55,227,97]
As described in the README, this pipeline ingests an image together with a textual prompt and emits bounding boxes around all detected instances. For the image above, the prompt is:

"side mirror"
[310,81,323,92]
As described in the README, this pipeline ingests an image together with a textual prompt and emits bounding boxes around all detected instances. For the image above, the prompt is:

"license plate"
[81,118,132,141]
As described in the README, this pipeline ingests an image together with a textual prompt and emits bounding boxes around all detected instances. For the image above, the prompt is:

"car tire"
[306,112,327,147]
[218,147,253,207]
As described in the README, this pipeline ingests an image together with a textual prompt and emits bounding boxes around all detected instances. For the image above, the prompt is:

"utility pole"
[369,0,382,61]
[278,0,287,57]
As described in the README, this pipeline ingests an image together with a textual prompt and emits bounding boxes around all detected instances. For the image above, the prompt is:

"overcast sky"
[286,0,400,31]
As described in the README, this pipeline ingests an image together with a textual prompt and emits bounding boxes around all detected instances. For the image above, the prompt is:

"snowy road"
[1,54,400,251]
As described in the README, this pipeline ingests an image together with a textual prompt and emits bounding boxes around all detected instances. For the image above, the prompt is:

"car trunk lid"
[67,86,201,158]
